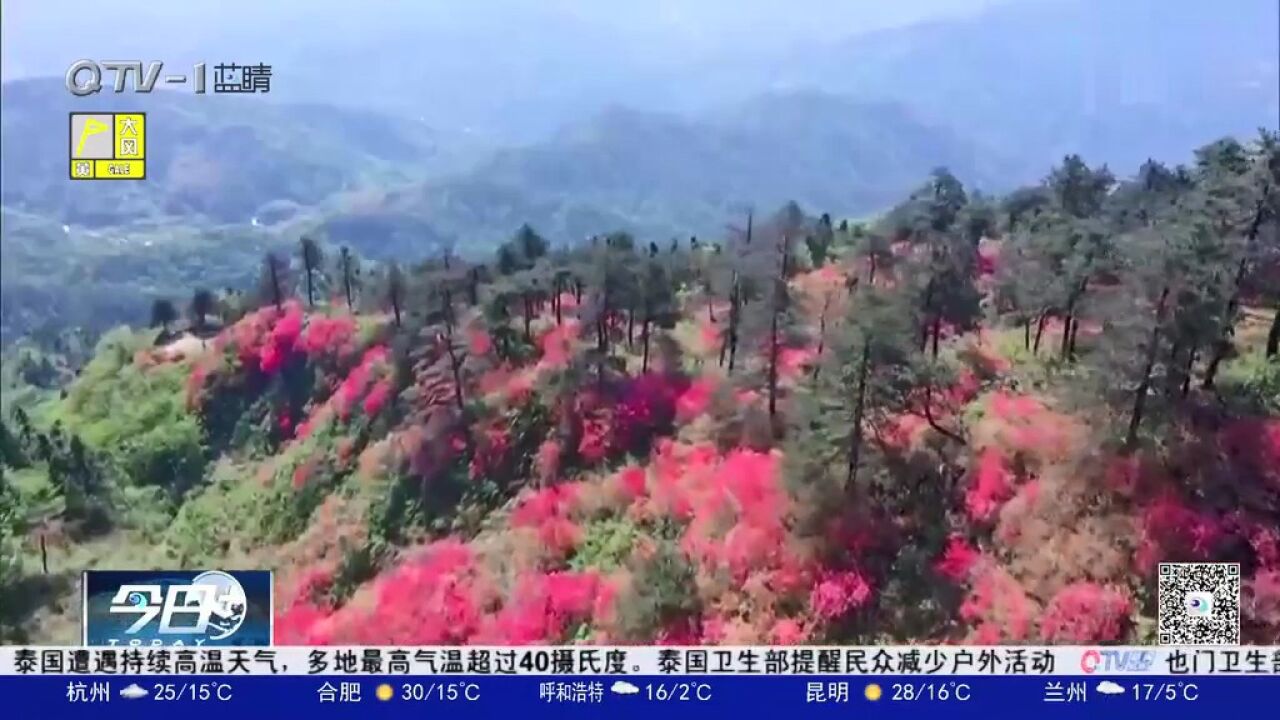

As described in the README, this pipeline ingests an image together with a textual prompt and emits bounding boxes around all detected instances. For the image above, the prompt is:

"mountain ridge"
[319,90,1010,258]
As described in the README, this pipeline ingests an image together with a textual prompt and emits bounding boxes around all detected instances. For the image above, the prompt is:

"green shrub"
[0,476,26,638]
[327,537,386,604]
[54,330,208,497]
[571,517,639,572]
[614,542,700,641]
[1218,351,1280,414]
[164,463,269,564]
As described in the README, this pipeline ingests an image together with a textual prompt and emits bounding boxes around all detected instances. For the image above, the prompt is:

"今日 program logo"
[82,570,272,646]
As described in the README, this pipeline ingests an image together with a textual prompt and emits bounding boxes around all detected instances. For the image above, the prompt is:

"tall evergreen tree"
[299,237,324,308]
[385,262,405,328]
[338,246,360,312]
[259,252,287,310]
[149,298,177,333]
[189,288,216,335]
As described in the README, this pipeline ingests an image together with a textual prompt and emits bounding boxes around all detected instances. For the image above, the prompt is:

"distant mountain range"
[320,91,1010,259]
[0,82,1004,340]
[1,79,1004,251]
[1,0,1276,341]
[0,80,485,228]
[776,0,1280,177]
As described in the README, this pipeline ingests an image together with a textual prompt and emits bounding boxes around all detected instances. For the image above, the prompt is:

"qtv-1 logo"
[83,570,272,646]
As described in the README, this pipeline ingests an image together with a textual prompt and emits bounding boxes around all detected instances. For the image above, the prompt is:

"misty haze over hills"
[5,0,1275,148]
[1,0,1277,338]
[2,0,1003,139]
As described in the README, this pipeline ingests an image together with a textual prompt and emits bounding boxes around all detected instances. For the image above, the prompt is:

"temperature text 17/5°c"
[1132,682,1200,701]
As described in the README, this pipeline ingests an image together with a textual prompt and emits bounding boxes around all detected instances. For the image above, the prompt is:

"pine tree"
[894,169,983,358]
[805,213,835,267]
[189,288,216,335]
[1085,203,1223,448]
[259,252,288,310]
[299,236,324,308]
[1198,132,1280,376]
[149,298,177,333]
[386,262,405,328]
[794,281,916,496]
[640,254,677,373]
[338,246,360,312]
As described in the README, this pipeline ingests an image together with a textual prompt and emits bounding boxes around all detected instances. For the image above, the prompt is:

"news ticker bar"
[4,647,1279,677]
[10,675,1274,720]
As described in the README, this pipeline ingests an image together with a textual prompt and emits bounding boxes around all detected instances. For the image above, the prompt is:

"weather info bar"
[1,646,1278,719]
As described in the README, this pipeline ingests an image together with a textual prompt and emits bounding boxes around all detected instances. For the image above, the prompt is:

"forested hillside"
[1,132,1278,645]
[5,0,1275,346]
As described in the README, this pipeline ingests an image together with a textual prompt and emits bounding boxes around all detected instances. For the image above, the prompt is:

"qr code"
[1157,562,1240,645]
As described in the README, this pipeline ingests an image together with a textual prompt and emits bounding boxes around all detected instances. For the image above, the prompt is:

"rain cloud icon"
[610,681,640,695]
[1096,681,1125,696]
[120,683,150,700]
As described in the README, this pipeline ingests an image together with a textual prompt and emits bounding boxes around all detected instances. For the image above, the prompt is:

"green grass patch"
[570,516,641,572]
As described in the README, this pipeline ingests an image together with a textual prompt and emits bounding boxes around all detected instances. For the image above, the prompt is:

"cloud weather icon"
[1096,681,1125,696]
[610,681,640,695]
[120,683,150,700]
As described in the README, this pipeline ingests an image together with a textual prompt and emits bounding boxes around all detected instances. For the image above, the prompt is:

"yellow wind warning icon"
[75,116,109,156]
[69,112,146,180]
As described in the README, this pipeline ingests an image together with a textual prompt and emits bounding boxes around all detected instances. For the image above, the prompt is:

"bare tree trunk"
[641,315,652,374]
[868,254,878,286]
[627,307,635,349]
[846,342,870,491]
[1164,338,1185,398]
[923,385,966,445]
[1061,276,1089,360]
[597,285,610,390]
[444,334,466,413]
[341,251,354,311]
[1202,340,1229,389]
[268,259,282,310]
[555,277,565,324]
[813,294,831,379]
[1023,317,1031,351]
[727,279,741,373]
[1126,285,1171,450]
[1181,346,1197,398]
[931,315,942,359]
[920,278,936,353]
[1268,306,1280,358]
[768,301,780,419]
[1059,313,1074,360]
[1033,311,1049,355]
[40,533,49,574]
[522,294,532,342]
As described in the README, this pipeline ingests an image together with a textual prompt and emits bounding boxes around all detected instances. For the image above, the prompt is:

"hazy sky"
[2,0,1004,80]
